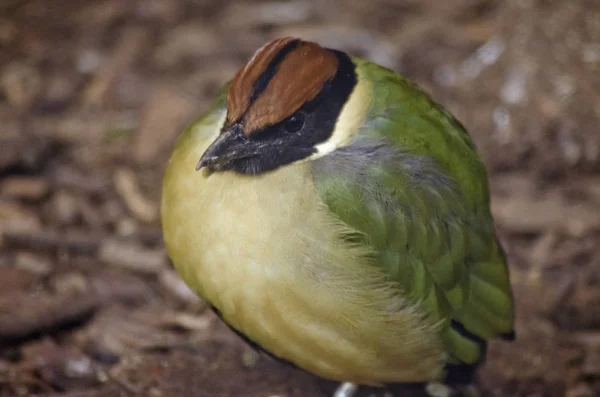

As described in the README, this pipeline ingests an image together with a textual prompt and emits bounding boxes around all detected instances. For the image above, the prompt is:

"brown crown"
[226,38,339,135]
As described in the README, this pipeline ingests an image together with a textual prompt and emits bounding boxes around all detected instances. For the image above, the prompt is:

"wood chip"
[51,165,110,194]
[3,230,99,255]
[1,177,50,200]
[222,1,313,27]
[134,85,198,165]
[83,27,149,106]
[0,292,100,342]
[0,270,153,344]
[14,252,53,276]
[113,167,158,223]
[0,201,42,236]
[49,190,80,225]
[99,238,166,274]
[491,191,600,236]
[42,388,122,397]
[51,272,89,296]
[527,231,559,282]
[160,312,212,332]
[1,62,42,110]
[90,270,155,305]
[159,269,201,305]
[81,306,192,354]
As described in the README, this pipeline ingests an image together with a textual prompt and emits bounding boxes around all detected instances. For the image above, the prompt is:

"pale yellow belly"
[162,144,446,384]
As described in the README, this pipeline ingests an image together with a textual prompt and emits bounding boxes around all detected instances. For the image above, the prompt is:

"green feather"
[313,59,514,366]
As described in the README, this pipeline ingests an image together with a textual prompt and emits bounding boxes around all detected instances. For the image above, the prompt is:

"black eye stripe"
[224,49,357,174]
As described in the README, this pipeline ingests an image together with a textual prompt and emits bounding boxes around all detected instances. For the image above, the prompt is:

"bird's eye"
[284,112,306,133]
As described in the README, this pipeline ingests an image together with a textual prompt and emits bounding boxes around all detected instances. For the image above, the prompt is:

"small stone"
[21,339,100,390]
[77,49,103,74]
[241,349,260,368]
[115,217,138,237]
[148,388,163,397]
[64,355,94,378]
[425,382,454,397]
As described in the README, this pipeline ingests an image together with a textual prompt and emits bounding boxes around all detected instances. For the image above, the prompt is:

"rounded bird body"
[161,38,515,390]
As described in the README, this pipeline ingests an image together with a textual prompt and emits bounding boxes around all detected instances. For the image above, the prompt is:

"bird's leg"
[333,382,359,397]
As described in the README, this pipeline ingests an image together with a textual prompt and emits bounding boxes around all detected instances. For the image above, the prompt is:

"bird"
[161,37,515,397]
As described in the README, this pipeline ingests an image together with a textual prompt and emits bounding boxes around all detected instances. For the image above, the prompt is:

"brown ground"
[1,0,599,396]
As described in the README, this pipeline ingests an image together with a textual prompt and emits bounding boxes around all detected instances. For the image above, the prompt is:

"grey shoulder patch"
[312,138,455,192]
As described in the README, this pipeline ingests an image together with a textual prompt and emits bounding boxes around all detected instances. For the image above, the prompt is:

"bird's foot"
[333,382,359,397]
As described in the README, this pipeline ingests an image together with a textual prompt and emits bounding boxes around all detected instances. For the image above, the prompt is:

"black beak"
[195,126,259,171]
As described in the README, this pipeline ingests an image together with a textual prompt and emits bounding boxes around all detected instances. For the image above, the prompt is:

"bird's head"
[196,38,371,175]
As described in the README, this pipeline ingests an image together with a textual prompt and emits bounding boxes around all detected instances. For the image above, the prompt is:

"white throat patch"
[308,69,372,161]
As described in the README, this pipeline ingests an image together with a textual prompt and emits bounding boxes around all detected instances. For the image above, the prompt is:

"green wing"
[313,60,514,366]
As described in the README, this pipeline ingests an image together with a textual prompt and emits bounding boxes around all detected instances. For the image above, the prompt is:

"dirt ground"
[1,0,599,396]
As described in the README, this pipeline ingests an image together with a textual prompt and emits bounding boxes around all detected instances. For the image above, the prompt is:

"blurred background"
[1,0,599,396]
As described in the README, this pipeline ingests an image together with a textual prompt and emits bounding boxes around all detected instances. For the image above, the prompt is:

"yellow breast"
[161,113,446,384]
